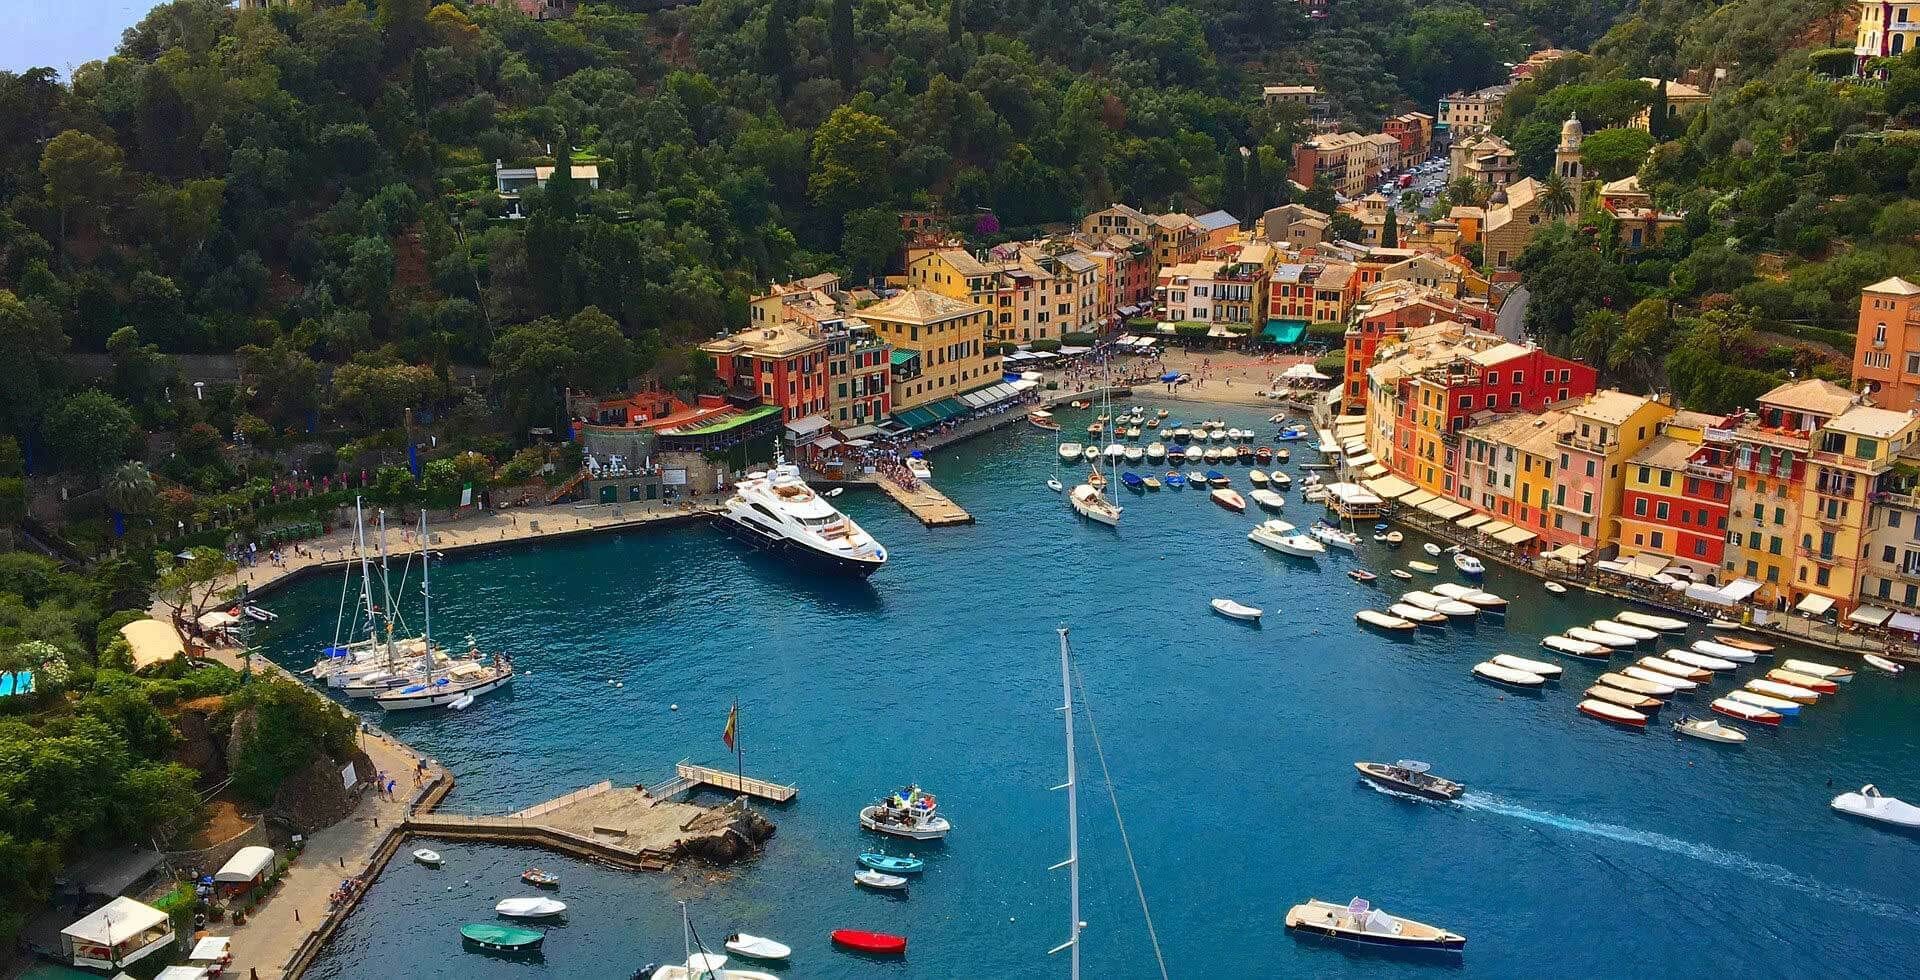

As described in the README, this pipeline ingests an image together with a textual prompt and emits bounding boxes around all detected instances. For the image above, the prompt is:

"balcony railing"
[1557,433,1613,454]
[1685,462,1733,483]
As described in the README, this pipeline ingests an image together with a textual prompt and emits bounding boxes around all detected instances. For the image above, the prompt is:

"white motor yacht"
[720,462,888,575]
[1831,784,1920,830]
[1249,520,1324,557]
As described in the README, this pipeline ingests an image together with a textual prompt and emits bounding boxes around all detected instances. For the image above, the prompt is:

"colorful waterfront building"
[1340,284,1498,415]
[857,289,997,416]
[1857,442,1920,622]
[699,321,831,424]
[1544,391,1674,554]
[1723,379,1854,608]
[1851,276,1920,412]
[1615,411,1732,574]
[1790,404,1920,617]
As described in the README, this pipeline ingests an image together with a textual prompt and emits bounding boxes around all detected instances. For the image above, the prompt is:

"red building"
[1438,343,1598,421]
[1618,416,1734,570]
[699,322,832,423]
[1341,287,1500,414]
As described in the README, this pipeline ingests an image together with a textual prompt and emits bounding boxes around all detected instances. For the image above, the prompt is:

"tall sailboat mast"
[355,498,377,644]
[419,510,434,685]
[1048,626,1081,978]
[376,509,396,668]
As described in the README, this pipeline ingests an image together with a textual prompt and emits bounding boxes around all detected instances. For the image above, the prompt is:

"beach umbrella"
[911,450,925,458]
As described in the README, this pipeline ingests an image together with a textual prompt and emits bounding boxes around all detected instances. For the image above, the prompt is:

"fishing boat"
[1309,522,1361,551]
[1598,671,1676,697]
[1256,447,1274,463]
[832,930,906,956]
[1567,627,1635,649]
[1237,445,1257,463]
[1616,611,1690,632]
[1249,469,1269,487]
[855,870,909,891]
[1726,688,1801,716]
[1431,583,1507,611]
[1781,659,1853,683]
[1492,653,1562,679]
[1276,448,1292,462]
[1388,603,1448,625]
[1691,640,1757,663]
[1068,483,1122,527]
[724,934,792,962]
[1082,446,1099,461]
[1542,635,1610,660]
[1474,660,1547,689]
[1047,477,1064,492]
[1270,471,1293,488]
[1165,473,1188,489]
[1544,582,1568,594]
[1746,678,1820,704]
[1187,469,1207,485]
[1348,569,1378,584]
[521,868,559,888]
[1372,529,1401,545]
[1302,485,1329,504]
[1586,685,1661,712]
[1864,653,1906,675]
[1356,609,1417,631]
[1167,447,1187,465]
[1143,477,1162,491]
[1157,408,1169,418]
[860,785,950,840]
[1767,668,1836,694]
[1407,560,1440,575]
[1423,543,1442,557]
[1715,636,1775,653]
[1249,521,1324,557]
[1086,468,1106,489]
[1201,447,1220,464]
[1588,620,1657,643]
[1071,400,1091,409]
[646,905,782,980]
[1124,447,1144,466]
[1578,698,1650,728]
[1452,553,1485,579]
[461,923,545,953]
[1355,761,1463,801]
[1146,442,1167,462]
[1120,472,1145,491]
[905,454,932,482]
[1211,488,1247,512]
[1636,657,1710,683]
[1666,648,1736,671]
[1284,897,1465,952]
[858,852,924,874]
[1673,715,1748,744]
[495,897,567,919]
[1208,471,1232,488]
[1125,426,1143,439]
[1251,489,1286,511]
[1275,427,1308,442]
[414,848,442,866]
[1388,569,1414,580]
[1831,785,1920,831]
[1210,598,1262,622]
[1401,591,1477,618]
[1030,411,1060,431]
[1711,697,1782,726]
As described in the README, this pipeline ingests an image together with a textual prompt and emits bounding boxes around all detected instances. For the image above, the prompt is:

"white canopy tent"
[1281,363,1330,381]
[1848,605,1895,627]
[62,897,174,970]
[1795,594,1837,616]
[214,846,275,885]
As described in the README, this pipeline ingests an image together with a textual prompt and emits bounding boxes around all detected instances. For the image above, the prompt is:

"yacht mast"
[1048,626,1081,978]
[376,509,396,668]
[419,510,432,678]
[355,497,377,644]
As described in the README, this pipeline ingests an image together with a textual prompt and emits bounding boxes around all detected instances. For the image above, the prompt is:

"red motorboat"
[832,929,907,955]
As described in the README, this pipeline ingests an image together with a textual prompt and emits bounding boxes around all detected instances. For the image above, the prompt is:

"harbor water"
[255,399,1920,978]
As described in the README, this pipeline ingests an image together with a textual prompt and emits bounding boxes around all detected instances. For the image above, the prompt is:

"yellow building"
[1791,405,1920,616]
[1511,409,1571,539]
[1724,379,1854,607]
[859,290,997,414]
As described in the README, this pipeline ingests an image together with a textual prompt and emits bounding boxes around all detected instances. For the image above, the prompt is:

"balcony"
[1685,462,1733,483]
[1557,433,1613,454]
[1701,427,1734,444]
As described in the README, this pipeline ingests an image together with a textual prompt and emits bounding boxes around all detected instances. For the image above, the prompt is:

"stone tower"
[1555,112,1585,182]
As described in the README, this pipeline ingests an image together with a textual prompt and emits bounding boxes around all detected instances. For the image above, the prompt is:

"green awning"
[890,350,920,366]
[1262,319,1308,344]
[926,399,963,421]
[894,407,938,428]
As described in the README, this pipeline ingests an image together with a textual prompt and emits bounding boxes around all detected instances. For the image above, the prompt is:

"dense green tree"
[1381,205,1398,248]
[1581,128,1656,181]
[490,307,637,430]
[808,107,899,217]
[45,389,138,477]
[829,0,859,90]
[842,208,906,283]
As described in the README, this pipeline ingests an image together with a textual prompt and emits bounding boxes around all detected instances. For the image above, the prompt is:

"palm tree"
[104,462,156,538]
[1540,174,1576,221]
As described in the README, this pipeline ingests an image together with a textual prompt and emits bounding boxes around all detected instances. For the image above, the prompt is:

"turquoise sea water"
[255,399,1920,978]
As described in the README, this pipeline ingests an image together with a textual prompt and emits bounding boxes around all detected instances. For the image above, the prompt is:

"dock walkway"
[878,477,973,526]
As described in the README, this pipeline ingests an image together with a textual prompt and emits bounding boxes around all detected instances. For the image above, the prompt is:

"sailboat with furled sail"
[311,500,434,687]
[374,512,515,712]
[1068,378,1123,526]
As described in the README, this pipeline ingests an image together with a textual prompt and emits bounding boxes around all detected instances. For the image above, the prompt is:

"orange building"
[1853,276,1920,411]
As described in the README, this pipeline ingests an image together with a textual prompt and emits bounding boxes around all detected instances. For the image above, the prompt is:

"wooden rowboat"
[1578,698,1648,728]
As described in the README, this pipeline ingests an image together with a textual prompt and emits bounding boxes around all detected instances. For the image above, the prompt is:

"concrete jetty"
[878,476,973,526]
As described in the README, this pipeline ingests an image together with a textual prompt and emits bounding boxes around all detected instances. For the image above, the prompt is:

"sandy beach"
[1042,345,1332,409]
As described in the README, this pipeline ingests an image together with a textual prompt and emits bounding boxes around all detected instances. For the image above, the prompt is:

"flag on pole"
[722,703,738,751]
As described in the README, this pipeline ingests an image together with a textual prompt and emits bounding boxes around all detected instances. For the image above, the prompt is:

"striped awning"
[1456,513,1491,529]
[1398,489,1437,507]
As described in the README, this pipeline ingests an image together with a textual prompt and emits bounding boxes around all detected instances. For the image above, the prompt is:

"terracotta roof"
[699,322,826,358]
[1864,276,1920,296]
[860,289,986,324]
[1630,435,1697,470]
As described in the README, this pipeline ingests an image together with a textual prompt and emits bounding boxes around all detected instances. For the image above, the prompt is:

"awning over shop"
[1543,544,1592,562]
[890,349,919,367]
[1341,439,1368,456]
[1490,525,1537,545]
[1477,519,1514,535]
[1058,345,1092,355]
[813,436,843,450]
[1621,553,1671,579]
[1795,594,1837,615]
[1008,378,1039,392]
[1323,389,1342,407]
[1281,362,1329,381]
[892,407,939,429]
[1364,475,1417,499]
[784,414,831,440]
[1719,579,1762,603]
[1849,605,1894,626]
[1262,319,1308,344]
[1457,513,1491,529]
[841,424,880,440]
[1361,463,1388,478]
[1419,498,1472,520]
[1347,453,1377,468]
[1398,489,1437,507]
[1207,325,1235,338]
[1334,419,1367,437]
[1889,611,1920,632]
[214,846,275,883]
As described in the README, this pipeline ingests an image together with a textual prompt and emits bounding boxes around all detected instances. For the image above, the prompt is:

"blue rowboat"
[1166,473,1188,488]
[1121,472,1145,490]
[858,852,925,874]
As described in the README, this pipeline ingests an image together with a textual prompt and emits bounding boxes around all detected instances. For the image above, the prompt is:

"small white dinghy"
[1388,569,1414,580]
[1473,661,1546,689]
[1492,653,1563,679]
[725,933,793,961]
[1831,784,1920,831]
[1047,477,1064,492]
[1711,696,1782,726]
[1692,639,1758,663]
[1355,609,1417,631]
[495,897,567,919]
[1544,581,1568,594]
[855,869,909,891]
[1624,664,1697,691]
[1637,656,1710,683]
[1401,591,1477,618]
[1746,678,1820,704]
[1423,543,1443,556]
[1407,560,1440,575]
[413,848,442,866]
[447,693,476,711]
[1211,598,1262,622]
[1673,715,1748,744]
[1578,698,1648,728]
[1864,653,1906,675]
[1431,583,1507,611]
[1250,489,1287,511]
[1543,635,1609,659]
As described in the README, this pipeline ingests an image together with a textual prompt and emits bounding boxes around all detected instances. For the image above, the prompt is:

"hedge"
[1807,48,1856,77]
[1060,331,1097,346]
[1172,321,1211,338]
[1030,338,1062,352]
[1306,321,1347,342]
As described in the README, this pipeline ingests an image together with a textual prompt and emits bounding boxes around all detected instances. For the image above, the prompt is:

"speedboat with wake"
[1354,760,1463,801]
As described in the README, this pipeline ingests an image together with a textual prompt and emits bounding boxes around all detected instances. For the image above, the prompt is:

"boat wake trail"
[1457,793,1920,924]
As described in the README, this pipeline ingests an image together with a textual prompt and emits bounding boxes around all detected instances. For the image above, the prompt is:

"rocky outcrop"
[169,701,226,780]
[672,797,776,865]
[269,749,375,835]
